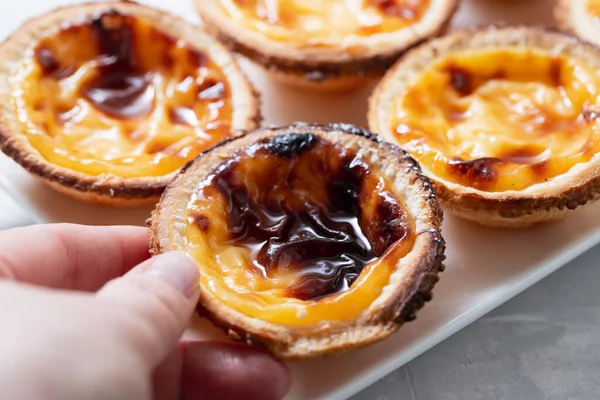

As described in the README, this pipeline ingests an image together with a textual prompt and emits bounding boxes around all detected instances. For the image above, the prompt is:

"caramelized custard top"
[588,0,600,18]
[218,0,430,43]
[183,133,415,326]
[391,49,600,192]
[14,10,233,178]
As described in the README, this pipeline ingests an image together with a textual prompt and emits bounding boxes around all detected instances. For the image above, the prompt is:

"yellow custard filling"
[391,49,600,192]
[588,0,600,18]
[219,0,430,43]
[13,10,233,178]
[181,133,415,326]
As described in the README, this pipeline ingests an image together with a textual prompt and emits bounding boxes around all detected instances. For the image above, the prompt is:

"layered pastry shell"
[369,26,600,228]
[149,123,445,358]
[0,1,259,206]
[195,0,458,91]
[555,0,600,47]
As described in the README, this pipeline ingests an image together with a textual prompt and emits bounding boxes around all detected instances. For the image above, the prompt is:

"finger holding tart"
[0,1,259,206]
[555,0,600,47]
[149,123,445,358]
[195,0,458,91]
[369,27,600,228]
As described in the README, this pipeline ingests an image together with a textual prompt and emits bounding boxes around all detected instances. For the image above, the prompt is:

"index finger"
[0,223,149,291]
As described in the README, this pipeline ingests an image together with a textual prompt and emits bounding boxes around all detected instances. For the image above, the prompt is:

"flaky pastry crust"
[195,0,458,91]
[369,26,600,228]
[149,123,445,358]
[0,1,259,206]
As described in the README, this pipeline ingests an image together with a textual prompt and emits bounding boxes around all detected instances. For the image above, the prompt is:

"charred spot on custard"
[91,10,133,61]
[443,56,563,98]
[447,157,503,190]
[530,160,548,176]
[392,48,600,193]
[444,64,507,97]
[34,46,74,79]
[327,154,366,212]
[448,150,549,189]
[32,9,214,121]
[202,136,409,301]
[263,133,318,158]
[82,72,155,120]
[189,212,211,232]
[549,56,563,88]
[82,10,153,119]
[445,64,474,97]
[369,193,409,255]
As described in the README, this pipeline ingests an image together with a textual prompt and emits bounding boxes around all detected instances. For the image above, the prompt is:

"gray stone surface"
[353,246,600,400]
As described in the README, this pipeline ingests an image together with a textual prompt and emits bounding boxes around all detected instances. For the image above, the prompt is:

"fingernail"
[146,251,199,297]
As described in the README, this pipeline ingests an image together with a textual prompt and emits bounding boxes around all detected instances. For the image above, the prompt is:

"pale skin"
[0,223,292,400]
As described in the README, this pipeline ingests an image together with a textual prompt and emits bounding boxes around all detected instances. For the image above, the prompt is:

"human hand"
[0,223,291,400]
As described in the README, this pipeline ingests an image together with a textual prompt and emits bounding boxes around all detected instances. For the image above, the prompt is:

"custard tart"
[195,0,458,91]
[150,123,444,358]
[0,1,259,205]
[556,0,600,47]
[369,27,600,228]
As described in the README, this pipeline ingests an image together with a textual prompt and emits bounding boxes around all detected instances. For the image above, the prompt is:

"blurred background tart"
[150,123,445,358]
[555,0,600,47]
[0,1,259,206]
[369,26,600,227]
[195,0,458,91]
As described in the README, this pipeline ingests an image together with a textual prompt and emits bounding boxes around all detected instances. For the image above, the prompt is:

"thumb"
[96,251,200,369]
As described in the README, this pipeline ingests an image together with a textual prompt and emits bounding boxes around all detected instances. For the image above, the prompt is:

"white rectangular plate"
[0,0,592,399]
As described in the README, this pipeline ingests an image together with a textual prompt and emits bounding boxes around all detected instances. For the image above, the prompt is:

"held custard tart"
[195,0,458,91]
[0,1,259,206]
[369,27,600,228]
[149,123,445,358]
[555,0,600,47]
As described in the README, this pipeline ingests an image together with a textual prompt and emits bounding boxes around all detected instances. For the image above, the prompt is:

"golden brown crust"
[149,122,445,358]
[555,0,600,47]
[0,1,260,206]
[196,0,458,91]
[369,26,600,228]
